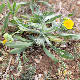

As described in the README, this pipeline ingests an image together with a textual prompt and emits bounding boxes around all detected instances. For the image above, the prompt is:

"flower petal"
[63,19,74,29]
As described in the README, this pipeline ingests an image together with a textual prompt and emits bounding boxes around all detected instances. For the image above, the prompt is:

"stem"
[11,30,20,36]
[42,22,45,31]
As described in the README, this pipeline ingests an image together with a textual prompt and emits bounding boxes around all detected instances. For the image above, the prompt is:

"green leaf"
[30,2,34,14]
[72,34,80,39]
[5,41,33,48]
[56,15,62,18]
[19,27,41,34]
[0,3,5,14]
[7,1,12,11]
[14,16,20,23]
[37,1,51,6]
[52,22,61,30]
[14,4,20,16]
[3,12,12,32]
[28,23,42,29]
[16,2,29,6]
[45,29,55,33]
[68,14,73,17]
[13,35,26,41]
[45,37,52,45]
[43,11,49,16]
[43,46,58,62]
[50,45,74,59]
[58,33,72,37]
[57,33,80,39]
[14,17,28,28]
[36,35,45,45]
[13,1,16,14]
[49,38,63,42]
[9,47,26,54]
[49,15,62,22]
[32,13,42,23]
[47,34,57,38]
[35,5,43,17]
[44,13,55,22]
[9,19,17,24]
[21,15,29,18]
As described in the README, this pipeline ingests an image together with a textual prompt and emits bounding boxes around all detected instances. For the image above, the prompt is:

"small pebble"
[0,57,2,62]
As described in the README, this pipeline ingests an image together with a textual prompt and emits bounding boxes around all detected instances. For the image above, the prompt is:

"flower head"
[63,19,74,29]
[3,39,7,44]
[3,33,14,43]
[3,33,8,39]
[63,70,67,76]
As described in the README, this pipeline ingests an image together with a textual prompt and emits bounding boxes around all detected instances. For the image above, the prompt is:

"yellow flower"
[63,70,67,76]
[63,19,74,29]
[3,39,7,44]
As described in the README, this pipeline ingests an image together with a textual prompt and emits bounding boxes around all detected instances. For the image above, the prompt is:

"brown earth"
[0,0,80,80]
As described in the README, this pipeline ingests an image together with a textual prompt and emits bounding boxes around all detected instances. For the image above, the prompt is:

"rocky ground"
[0,0,80,80]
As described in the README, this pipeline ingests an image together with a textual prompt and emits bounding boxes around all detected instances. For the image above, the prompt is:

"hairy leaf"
[5,41,33,48]
[14,4,21,16]
[0,3,5,14]
[58,33,80,39]
[10,47,26,54]
[50,45,74,59]
[3,12,12,32]
[43,46,58,62]
[7,1,12,11]
[13,35,27,41]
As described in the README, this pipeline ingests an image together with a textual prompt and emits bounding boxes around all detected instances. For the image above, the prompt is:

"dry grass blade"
[2,56,12,80]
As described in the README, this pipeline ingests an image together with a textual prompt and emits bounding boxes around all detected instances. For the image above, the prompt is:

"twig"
[2,56,12,80]
[58,1,62,15]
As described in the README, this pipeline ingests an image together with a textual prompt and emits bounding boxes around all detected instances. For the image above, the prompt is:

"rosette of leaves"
[3,1,80,63]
